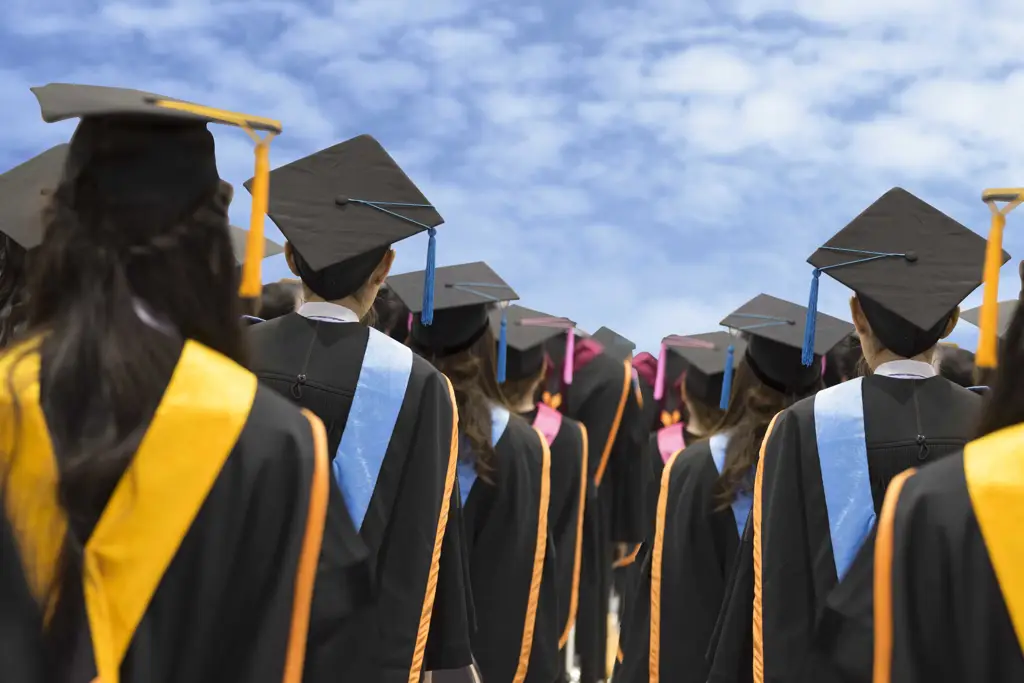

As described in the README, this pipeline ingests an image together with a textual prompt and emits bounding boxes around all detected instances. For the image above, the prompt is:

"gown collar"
[297,301,360,324]
[873,359,937,380]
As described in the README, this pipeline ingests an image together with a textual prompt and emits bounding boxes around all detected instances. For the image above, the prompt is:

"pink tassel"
[563,327,576,385]
[821,354,827,375]
[407,311,413,332]
[653,341,667,401]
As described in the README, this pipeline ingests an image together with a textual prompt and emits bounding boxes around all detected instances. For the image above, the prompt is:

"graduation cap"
[974,188,1024,367]
[30,82,281,298]
[721,293,853,400]
[655,332,747,409]
[246,135,444,322]
[0,144,69,249]
[803,187,1006,365]
[591,326,636,362]
[961,300,1019,340]
[490,304,577,384]
[390,262,519,380]
[228,226,283,265]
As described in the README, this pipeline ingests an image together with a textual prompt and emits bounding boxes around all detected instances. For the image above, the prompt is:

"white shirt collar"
[296,301,360,324]
[874,359,937,379]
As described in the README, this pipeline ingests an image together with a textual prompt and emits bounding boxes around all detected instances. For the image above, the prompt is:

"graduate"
[493,303,589,677]
[391,263,559,683]
[871,268,1024,683]
[541,321,646,683]
[616,332,745,631]
[712,187,1001,683]
[2,82,370,683]
[245,135,472,681]
[618,299,851,683]
[0,143,69,347]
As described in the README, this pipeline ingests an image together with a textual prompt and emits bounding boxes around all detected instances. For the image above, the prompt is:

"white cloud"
[3,0,1024,352]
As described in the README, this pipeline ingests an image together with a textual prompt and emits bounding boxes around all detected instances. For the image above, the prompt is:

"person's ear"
[850,296,871,339]
[284,243,300,277]
[940,307,960,339]
[370,249,396,286]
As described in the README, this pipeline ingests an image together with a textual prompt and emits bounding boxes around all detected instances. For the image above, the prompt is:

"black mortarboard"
[803,187,1007,364]
[721,293,853,398]
[489,304,576,383]
[591,326,636,362]
[390,262,518,379]
[30,82,282,298]
[655,332,747,408]
[246,135,444,320]
[961,300,1018,340]
[228,226,283,264]
[0,144,68,249]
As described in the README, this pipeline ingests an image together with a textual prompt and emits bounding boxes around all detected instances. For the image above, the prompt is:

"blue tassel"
[497,307,508,383]
[801,269,820,367]
[421,228,437,325]
[719,344,735,410]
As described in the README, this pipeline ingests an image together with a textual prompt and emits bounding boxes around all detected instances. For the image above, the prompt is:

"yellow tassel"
[976,211,1006,368]
[239,138,271,299]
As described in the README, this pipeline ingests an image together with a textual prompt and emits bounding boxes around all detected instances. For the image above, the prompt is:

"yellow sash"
[964,422,1024,653]
[1,339,257,683]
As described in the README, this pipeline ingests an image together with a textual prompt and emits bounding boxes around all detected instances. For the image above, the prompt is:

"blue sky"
[3,0,1023,353]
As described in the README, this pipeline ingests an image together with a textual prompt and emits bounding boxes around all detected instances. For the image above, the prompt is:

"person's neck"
[512,396,538,413]
[303,290,368,319]
[682,399,708,436]
[867,347,934,371]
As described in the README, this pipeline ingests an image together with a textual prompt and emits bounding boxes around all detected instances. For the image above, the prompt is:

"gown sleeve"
[607,371,647,543]
[706,514,755,683]
[0,503,44,683]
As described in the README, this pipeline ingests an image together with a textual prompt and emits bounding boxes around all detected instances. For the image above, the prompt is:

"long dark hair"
[11,176,246,673]
[712,360,822,509]
[417,326,503,482]
[975,302,1024,438]
[0,235,30,349]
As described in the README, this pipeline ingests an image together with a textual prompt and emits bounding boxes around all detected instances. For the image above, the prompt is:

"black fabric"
[389,261,518,316]
[858,294,951,358]
[744,335,822,394]
[506,345,546,382]
[708,375,982,683]
[63,116,219,223]
[461,413,560,683]
[249,315,474,680]
[0,501,45,682]
[617,441,741,683]
[720,293,854,357]
[409,304,491,355]
[293,244,388,301]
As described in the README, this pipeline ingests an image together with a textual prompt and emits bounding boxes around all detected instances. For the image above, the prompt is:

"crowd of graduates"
[2,81,1024,683]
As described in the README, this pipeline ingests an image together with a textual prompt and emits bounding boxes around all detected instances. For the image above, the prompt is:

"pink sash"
[657,422,687,463]
[533,402,563,445]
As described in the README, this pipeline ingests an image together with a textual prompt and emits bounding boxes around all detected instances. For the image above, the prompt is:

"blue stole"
[812,377,875,580]
[709,432,753,538]
[333,327,414,530]
[457,404,510,506]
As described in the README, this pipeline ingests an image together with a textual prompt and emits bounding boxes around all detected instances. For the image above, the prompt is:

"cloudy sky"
[2,0,1023,352]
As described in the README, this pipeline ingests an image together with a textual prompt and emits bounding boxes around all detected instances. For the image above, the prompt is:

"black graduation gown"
[1,339,369,683]
[249,313,472,681]
[617,437,742,683]
[459,410,558,683]
[872,447,1024,683]
[522,406,588,656]
[559,353,645,682]
[615,424,700,625]
[0,500,44,682]
[708,374,981,683]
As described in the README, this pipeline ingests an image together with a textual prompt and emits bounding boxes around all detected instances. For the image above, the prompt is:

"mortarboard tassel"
[422,227,437,325]
[240,139,271,299]
[563,327,576,385]
[497,305,508,383]
[977,211,1007,368]
[653,341,668,401]
[801,269,821,367]
[719,344,735,410]
[407,311,413,333]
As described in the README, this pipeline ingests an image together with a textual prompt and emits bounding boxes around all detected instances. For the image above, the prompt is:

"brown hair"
[684,390,725,435]
[417,326,505,482]
[498,361,546,409]
[712,360,822,510]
